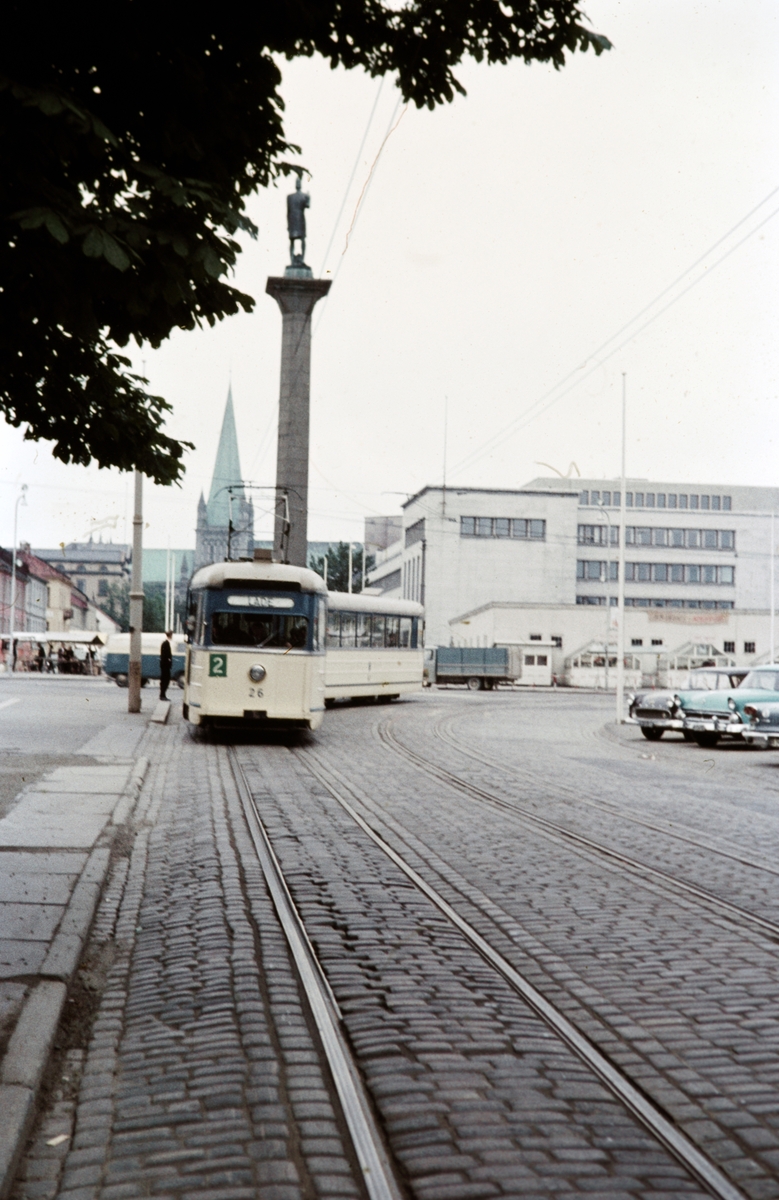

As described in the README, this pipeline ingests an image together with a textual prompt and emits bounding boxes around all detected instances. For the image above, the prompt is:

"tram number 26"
[209,653,228,677]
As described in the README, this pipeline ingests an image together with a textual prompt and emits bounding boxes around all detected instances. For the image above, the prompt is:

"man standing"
[159,631,173,701]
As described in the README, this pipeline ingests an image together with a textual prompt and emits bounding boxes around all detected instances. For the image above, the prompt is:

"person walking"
[159,631,173,701]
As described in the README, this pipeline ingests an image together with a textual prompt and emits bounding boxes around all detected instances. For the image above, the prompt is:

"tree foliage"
[309,542,375,593]
[2,5,609,483]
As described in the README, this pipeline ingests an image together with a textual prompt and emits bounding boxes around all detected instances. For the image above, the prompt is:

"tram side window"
[370,615,386,647]
[412,618,422,648]
[356,614,371,647]
[399,617,412,648]
[326,609,341,648]
[385,616,400,647]
[340,612,357,646]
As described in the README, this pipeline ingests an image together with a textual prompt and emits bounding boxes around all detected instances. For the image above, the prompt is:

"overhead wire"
[450,183,779,478]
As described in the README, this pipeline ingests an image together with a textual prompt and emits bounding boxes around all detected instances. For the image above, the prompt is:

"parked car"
[741,700,779,748]
[680,666,779,747]
[628,667,748,741]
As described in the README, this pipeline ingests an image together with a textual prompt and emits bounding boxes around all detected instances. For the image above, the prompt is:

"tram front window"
[211,612,309,650]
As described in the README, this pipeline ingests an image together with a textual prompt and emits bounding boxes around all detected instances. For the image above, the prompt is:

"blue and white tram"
[183,562,327,732]
[324,592,424,703]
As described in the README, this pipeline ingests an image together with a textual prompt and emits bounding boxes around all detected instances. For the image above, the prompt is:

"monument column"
[266,175,330,567]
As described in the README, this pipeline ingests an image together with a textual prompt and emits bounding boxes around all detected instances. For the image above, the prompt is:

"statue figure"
[287,174,310,266]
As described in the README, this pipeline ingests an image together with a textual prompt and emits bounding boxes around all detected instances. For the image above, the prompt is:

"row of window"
[577,561,735,585]
[326,610,418,649]
[460,517,546,539]
[577,525,735,550]
[580,490,732,511]
[576,596,735,609]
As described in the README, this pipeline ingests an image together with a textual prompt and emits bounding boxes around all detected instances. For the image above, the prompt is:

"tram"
[183,561,327,732]
[324,591,424,703]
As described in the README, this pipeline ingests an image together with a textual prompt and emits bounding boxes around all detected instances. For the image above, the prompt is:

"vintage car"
[628,667,748,741]
[742,700,779,748]
[680,666,779,747]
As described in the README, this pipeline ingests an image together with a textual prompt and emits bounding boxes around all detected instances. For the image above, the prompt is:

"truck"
[424,646,520,691]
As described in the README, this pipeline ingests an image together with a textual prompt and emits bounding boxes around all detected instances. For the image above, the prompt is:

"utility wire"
[318,76,385,278]
[451,183,779,478]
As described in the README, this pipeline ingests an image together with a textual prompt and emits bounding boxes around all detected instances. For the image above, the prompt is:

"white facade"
[367,478,779,666]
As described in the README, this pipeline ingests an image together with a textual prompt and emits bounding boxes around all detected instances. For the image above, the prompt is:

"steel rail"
[226,747,406,1200]
[439,711,779,880]
[378,719,779,945]
[297,747,746,1200]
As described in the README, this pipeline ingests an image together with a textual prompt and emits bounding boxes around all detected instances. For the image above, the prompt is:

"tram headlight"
[249,664,266,683]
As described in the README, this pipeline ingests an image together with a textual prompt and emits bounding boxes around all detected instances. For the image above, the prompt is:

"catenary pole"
[763,511,772,667]
[616,374,627,723]
[128,471,143,713]
[348,543,353,594]
[9,485,27,642]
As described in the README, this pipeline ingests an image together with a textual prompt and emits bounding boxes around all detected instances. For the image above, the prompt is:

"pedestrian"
[159,631,173,701]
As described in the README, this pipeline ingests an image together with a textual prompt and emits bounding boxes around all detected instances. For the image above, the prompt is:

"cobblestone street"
[9,687,779,1199]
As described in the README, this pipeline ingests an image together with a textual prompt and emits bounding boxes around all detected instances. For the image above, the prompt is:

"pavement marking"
[0,699,20,712]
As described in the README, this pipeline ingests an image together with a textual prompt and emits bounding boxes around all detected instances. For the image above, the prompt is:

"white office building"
[367,477,779,680]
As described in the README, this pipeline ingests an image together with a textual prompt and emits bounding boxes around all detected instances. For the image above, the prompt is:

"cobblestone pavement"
[11,690,779,1199]
[306,693,779,1198]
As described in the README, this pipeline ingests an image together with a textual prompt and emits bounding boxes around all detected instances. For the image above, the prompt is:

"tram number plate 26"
[209,653,228,678]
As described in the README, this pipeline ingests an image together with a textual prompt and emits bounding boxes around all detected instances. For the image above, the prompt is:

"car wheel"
[682,730,696,743]
[115,674,128,688]
[693,732,719,748]
[641,726,663,741]
[466,677,483,691]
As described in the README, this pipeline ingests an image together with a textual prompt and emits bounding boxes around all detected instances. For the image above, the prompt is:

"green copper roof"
[206,387,244,527]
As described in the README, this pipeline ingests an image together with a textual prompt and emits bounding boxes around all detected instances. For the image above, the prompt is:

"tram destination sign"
[226,595,295,608]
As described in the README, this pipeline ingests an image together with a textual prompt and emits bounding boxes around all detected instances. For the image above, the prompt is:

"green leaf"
[101,234,130,271]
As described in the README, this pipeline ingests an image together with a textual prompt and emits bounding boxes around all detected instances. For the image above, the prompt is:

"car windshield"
[211,611,309,649]
[740,670,779,691]
[686,671,746,690]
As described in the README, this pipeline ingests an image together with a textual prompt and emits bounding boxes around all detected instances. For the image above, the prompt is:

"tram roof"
[191,561,327,593]
[327,591,424,617]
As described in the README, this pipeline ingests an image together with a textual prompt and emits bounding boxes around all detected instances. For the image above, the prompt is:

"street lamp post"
[597,501,613,691]
[128,471,144,713]
[9,485,28,645]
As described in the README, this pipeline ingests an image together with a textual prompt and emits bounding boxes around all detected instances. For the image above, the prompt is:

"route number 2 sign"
[209,653,228,678]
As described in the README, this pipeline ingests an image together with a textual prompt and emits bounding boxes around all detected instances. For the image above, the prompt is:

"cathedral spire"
[206,385,244,528]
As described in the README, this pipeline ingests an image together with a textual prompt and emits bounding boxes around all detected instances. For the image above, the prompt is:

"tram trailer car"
[104,633,187,687]
[324,592,424,703]
[183,562,327,731]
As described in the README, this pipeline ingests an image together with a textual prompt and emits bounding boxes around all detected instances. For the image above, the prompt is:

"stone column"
[266,273,331,566]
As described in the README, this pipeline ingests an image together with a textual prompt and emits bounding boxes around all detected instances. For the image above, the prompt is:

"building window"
[626,492,633,506]
[723,496,732,511]
[686,565,700,583]
[703,530,718,549]
[711,495,721,511]
[701,495,710,510]
[537,655,548,666]
[77,577,86,592]
[552,636,563,648]
[529,633,542,641]
[646,493,655,507]
[719,565,734,585]
[653,564,667,582]
[602,490,611,506]
[524,655,535,665]
[637,563,651,582]
[670,564,684,583]
[529,519,545,539]
[632,638,643,646]
[657,494,666,508]
[461,517,475,536]
[702,565,717,584]
[636,527,651,546]
[635,492,644,507]
[720,531,734,550]
[512,519,528,538]
[576,595,606,605]
[651,638,663,645]
[98,579,108,596]
[495,518,510,538]
[744,642,756,654]
[580,490,589,505]
[690,494,699,510]
[679,494,688,508]
[687,530,699,548]
[613,491,621,506]
[476,517,492,537]
[653,528,667,547]
[591,490,600,504]
[723,641,735,653]
[668,494,677,508]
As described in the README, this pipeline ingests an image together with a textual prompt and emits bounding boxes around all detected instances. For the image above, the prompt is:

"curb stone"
[0,754,149,1199]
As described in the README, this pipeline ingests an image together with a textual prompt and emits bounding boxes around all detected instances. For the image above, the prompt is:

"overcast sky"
[2,0,778,551]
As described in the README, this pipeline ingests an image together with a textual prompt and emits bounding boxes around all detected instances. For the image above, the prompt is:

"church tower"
[194,387,254,569]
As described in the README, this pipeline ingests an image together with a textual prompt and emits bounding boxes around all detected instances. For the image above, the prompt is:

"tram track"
[288,742,746,1200]
[439,707,779,880]
[227,745,406,1200]
[374,714,779,944]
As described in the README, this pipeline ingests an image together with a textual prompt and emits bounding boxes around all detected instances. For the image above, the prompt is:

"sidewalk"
[0,717,151,1198]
